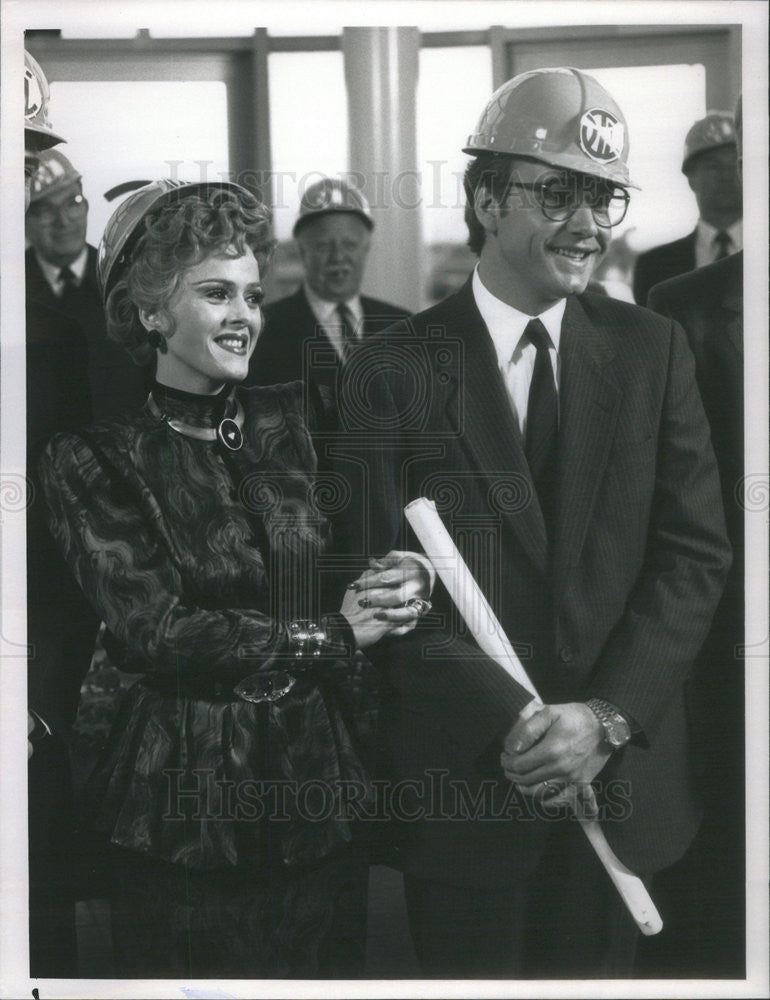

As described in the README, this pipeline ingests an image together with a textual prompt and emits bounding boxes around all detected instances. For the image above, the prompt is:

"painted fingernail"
[347,582,361,591]
[358,598,372,608]
[373,612,387,621]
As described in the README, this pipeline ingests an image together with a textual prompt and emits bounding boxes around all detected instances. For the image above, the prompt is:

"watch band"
[585,697,632,749]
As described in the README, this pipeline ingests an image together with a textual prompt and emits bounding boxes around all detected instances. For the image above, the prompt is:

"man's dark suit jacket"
[246,286,409,390]
[641,253,744,974]
[648,252,743,596]
[633,230,696,306]
[334,279,730,888]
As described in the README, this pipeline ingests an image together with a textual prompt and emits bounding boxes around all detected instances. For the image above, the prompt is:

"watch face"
[605,716,631,747]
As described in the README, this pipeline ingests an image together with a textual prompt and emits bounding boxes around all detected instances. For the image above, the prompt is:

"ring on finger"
[542,781,560,797]
[404,597,432,616]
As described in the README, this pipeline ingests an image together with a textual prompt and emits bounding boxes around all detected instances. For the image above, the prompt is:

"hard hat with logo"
[681,111,736,173]
[97,179,252,300]
[464,67,638,189]
[28,148,82,205]
[293,177,374,237]
[24,50,65,152]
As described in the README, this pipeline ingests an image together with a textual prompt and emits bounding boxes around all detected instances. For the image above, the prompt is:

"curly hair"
[106,187,276,367]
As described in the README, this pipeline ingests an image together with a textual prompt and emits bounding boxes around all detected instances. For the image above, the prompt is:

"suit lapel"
[553,296,622,600]
[437,281,549,576]
[720,253,743,357]
[25,249,60,314]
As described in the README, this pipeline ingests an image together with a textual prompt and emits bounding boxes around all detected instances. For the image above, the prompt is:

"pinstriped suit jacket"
[335,278,730,885]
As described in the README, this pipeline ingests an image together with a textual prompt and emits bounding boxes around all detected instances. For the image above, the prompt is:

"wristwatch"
[585,698,632,749]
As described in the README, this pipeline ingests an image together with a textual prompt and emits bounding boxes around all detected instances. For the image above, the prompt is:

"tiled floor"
[75,865,419,979]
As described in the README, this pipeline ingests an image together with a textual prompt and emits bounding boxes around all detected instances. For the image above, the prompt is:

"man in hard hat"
[336,67,729,976]
[24,49,83,979]
[633,111,742,305]
[246,177,408,430]
[636,96,745,979]
[26,148,149,428]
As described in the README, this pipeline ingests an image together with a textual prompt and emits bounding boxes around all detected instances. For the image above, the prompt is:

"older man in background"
[24,49,86,980]
[633,111,742,305]
[26,148,149,435]
[247,177,408,438]
[635,97,746,980]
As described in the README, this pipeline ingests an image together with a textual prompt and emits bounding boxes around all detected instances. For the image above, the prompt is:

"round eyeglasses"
[28,192,87,226]
[506,174,630,228]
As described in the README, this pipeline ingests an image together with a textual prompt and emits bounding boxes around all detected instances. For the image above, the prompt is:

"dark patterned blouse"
[39,382,371,872]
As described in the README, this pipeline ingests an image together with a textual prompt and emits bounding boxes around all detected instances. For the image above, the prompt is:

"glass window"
[586,64,707,249]
[49,80,229,248]
[583,64,706,300]
[416,46,493,303]
[268,51,348,242]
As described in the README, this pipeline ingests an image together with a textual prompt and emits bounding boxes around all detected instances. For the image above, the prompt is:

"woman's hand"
[339,585,422,649]
[339,550,433,650]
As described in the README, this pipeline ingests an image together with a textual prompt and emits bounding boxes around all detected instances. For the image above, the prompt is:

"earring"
[147,329,167,354]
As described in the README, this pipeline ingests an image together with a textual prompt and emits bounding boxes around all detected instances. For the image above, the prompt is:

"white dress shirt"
[303,284,365,360]
[35,246,89,297]
[694,219,742,268]
[472,267,566,438]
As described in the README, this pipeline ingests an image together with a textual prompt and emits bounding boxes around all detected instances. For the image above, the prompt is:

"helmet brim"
[99,180,254,300]
[293,206,374,238]
[25,123,66,153]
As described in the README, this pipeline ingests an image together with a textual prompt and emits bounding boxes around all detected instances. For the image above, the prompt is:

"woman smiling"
[38,181,424,978]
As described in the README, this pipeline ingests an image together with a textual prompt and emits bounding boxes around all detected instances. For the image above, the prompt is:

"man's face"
[25,178,88,268]
[296,213,371,302]
[480,159,610,314]
[686,146,742,218]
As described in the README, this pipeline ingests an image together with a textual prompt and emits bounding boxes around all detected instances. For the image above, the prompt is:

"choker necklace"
[146,392,245,451]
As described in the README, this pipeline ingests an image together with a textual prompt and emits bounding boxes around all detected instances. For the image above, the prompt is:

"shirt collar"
[35,245,89,291]
[696,218,743,249]
[472,266,566,368]
[303,283,363,325]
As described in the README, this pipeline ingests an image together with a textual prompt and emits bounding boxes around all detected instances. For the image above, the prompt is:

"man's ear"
[295,235,309,267]
[473,183,501,238]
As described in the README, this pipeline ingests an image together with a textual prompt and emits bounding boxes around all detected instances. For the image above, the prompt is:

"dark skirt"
[108,846,369,978]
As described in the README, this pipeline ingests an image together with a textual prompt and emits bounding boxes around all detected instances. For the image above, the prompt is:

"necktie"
[335,303,358,363]
[58,266,79,309]
[713,231,732,262]
[524,318,558,534]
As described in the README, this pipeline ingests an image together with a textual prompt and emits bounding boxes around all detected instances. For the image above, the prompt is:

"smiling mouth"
[214,334,249,355]
[550,246,594,261]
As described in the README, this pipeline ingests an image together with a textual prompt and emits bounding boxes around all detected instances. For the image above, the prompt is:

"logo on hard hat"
[702,117,733,144]
[24,65,45,120]
[579,108,624,164]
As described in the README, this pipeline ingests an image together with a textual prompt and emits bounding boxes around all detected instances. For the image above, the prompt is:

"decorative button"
[559,646,574,663]
[217,417,243,451]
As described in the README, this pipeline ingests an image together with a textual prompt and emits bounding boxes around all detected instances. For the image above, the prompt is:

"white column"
[342,27,422,313]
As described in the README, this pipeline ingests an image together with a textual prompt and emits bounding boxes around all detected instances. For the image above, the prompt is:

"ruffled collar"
[149,381,236,429]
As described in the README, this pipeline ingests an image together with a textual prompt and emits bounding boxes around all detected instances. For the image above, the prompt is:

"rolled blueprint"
[403,496,663,936]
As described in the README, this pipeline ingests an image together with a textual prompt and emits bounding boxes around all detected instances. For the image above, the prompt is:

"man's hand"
[500,703,612,810]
